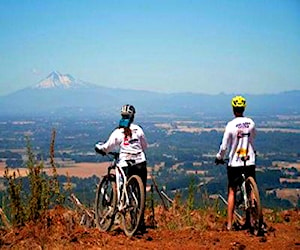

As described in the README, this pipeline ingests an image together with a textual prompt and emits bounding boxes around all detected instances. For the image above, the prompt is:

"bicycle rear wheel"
[122,175,145,237]
[234,186,248,228]
[246,176,263,235]
[95,174,117,232]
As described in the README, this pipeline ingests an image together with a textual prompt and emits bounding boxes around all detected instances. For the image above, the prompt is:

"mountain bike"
[217,159,263,235]
[95,152,145,237]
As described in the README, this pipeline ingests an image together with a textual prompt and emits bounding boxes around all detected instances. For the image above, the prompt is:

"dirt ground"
[0,207,299,250]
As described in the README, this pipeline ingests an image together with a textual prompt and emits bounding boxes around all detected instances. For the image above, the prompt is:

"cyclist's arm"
[139,129,148,151]
[133,124,148,151]
[249,120,256,157]
[95,129,121,154]
[252,121,256,139]
[216,126,231,160]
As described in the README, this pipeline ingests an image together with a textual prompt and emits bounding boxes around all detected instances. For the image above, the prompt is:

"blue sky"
[0,0,299,96]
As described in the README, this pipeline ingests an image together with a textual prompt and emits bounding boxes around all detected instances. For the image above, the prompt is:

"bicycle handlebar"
[108,152,119,159]
[215,158,229,165]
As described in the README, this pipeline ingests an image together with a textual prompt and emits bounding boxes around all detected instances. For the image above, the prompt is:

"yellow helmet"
[231,95,246,108]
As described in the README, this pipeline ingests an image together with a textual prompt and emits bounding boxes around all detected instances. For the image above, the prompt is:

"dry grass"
[148,201,224,231]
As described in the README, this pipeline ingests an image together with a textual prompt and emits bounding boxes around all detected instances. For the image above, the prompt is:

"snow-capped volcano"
[34,71,93,89]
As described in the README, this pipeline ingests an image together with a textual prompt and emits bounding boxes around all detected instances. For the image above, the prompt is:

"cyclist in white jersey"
[95,104,148,232]
[215,96,256,230]
[95,104,148,186]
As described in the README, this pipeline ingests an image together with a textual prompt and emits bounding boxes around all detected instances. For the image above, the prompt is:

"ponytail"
[123,127,132,139]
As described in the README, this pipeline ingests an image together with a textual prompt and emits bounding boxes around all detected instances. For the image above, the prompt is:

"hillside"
[1,206,299,249]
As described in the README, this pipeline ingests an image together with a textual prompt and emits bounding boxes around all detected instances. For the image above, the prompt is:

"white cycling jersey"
[95,123,147,167]
[216,116,256,167]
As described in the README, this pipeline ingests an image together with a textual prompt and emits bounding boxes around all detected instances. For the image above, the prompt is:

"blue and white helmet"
[121,104,135,118]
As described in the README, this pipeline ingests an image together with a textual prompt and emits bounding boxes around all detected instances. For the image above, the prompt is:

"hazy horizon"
[1,1,299,96]
[1,70,300,97]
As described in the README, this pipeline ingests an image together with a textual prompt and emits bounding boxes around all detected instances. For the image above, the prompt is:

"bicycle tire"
[122,175,145,237]
[234,185,248,228]
[95,174,117,232]
[246,176,263,235]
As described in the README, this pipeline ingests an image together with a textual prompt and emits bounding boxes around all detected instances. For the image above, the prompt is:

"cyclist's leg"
[138,161,147,192]
[127,161,147,193]
[227,187,235,230]
[245,165,256,180]
[138,162,147,230]
[128,162,147,231]
[227,166,241,230]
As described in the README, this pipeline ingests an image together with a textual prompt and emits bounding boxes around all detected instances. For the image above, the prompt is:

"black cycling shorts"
[227,165,256,189]
[126,161,147,190]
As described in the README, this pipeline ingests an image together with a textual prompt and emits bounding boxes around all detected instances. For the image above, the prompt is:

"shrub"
[3,129,65,226]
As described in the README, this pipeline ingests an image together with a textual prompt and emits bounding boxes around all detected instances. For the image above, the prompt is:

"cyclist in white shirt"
[215,96,256,231]
[95,104,148,189]
[95,104,148,232]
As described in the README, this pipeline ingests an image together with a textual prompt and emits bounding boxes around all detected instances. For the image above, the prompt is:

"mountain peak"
[34,71,89,89]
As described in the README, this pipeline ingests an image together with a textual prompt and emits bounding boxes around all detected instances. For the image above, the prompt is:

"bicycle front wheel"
[122,175,145,237]
[95,174,117,232]
[246,176,263,235]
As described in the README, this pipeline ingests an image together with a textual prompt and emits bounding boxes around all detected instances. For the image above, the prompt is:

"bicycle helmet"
[121,104,135,118]
[231,96,246,108]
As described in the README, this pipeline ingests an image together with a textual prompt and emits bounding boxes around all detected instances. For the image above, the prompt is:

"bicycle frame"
[115,165,129,211]
[107,153,133,213]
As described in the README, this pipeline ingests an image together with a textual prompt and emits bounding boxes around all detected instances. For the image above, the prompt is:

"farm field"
[0,162,109,178]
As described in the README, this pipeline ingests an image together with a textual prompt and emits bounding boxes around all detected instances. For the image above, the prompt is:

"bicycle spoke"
[95,175,117,232]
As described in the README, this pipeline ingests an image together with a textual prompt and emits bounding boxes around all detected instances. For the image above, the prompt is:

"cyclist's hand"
[95,147,106,156]
[215,158,225,165]
[95,145,106,156]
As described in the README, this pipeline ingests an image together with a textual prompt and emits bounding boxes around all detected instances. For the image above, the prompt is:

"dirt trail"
[0,207,299,249]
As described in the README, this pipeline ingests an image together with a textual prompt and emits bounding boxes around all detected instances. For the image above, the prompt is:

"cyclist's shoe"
[215,158,225,165]
[136,219,148,234]
[136,225,147,235]
[223,222,233,231]
[224,222,245,231]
